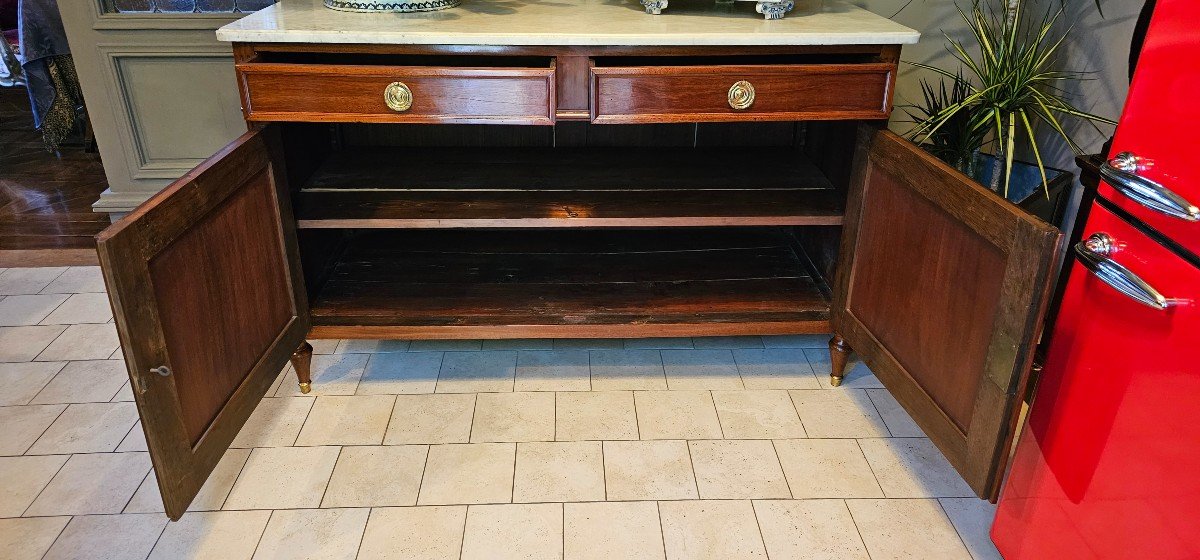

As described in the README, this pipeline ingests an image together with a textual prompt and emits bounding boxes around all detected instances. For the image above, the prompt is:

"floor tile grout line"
[458,504,471,560]
[729,349,746,390]
[631,392,642,440]
[432,351,448,394]
[18,452,72,518]
[221,448,260,512]
[854,438,889,497]
[22,291,71,328]
[768,439,795,500]
[378,394,398,445]
[749,499,773,560]
[508,350,518,393]
[315,446,345,509]
[842,498,877,560]
[215,452,253,512]
[20,400,70,455]
[249,509,277,560]
[600,441,608,501]
[934,497,978,559]
[112,416,143,453]
[684,440,702,499]
[785,390,813,440]
[865,389,900,438]
[707,391,726,439]
[139,511,171,560]
[289,395,319,447]
[100,371,130,404]
[354,507,376,560]
[119,465,154,515]
[466,393,478,446]
[355,352,379,396]
[413,444,433,506]
[37,513,71,560]
[345,507,370,560]
[6,494,993,522]
[509,441,517,503]
[30,323,107,363]
[654,350,667,390]
[0,270,64,300]
[655,500,669,558]
[381,393,399,445]
[23,498,788,521]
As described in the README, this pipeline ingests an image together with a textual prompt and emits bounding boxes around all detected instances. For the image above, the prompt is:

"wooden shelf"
[294,148,843,228]
[307,228,832,338]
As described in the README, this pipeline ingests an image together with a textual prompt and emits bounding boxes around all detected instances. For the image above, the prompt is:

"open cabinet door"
[833,127,1061,500]
[97,126,309,520]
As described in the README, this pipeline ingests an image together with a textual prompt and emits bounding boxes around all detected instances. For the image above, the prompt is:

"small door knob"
[728,80,756,110]
[384,81,413,112]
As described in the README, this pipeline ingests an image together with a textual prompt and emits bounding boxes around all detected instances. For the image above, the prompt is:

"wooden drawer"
[590,63,895,123]
[236,62,556,125]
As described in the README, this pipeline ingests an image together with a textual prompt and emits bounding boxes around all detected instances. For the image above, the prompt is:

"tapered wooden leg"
[290,341,313,394]
[829,335,851,387]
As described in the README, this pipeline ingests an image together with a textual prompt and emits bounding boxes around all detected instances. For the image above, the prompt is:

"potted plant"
[902,0,1116,223]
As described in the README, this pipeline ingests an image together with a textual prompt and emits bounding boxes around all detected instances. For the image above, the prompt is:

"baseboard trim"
[0,249,99,268]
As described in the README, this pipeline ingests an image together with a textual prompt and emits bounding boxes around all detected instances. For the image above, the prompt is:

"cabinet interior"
[279,120,856,337]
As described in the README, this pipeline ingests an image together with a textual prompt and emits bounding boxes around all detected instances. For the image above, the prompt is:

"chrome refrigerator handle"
[1101,152,1200,222]
[1075,233,1186,310]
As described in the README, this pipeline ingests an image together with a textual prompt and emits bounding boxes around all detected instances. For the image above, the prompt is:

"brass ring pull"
[384,81,413,112]
[728,80,755,110]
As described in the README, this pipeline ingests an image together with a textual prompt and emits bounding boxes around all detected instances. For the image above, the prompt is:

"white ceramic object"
[323,0,459,13]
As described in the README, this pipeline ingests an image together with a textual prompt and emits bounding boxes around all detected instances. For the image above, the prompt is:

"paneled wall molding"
[97,46,241,179]
[91,191,157,216]
[59,0,250,214]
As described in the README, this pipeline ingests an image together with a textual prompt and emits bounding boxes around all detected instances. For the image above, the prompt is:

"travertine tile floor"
[0,266,1002,560]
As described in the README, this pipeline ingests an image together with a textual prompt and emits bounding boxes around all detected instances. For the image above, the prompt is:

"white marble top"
[216,0,919,46]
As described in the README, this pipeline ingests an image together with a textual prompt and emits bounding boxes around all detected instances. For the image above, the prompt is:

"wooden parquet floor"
[0,87,108,266]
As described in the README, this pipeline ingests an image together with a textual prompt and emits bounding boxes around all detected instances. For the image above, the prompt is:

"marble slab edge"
[214,29,921,46]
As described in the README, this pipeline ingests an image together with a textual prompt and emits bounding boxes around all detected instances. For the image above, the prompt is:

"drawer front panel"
[591,63,894,123]
[237,63,556,125]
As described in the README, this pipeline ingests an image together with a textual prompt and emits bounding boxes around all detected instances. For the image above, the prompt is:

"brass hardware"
[384,81,413,112]
[150,365,172,377]
[298,382,312,394]
[727,80,755,110]
[829,376,843,387]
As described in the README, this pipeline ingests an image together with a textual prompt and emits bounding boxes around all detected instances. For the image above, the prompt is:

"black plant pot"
[970,153,1074,228]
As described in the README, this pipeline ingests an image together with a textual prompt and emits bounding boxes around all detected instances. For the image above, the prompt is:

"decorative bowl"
[323,0,461,12]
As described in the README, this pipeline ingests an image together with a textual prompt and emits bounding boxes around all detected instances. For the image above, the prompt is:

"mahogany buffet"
[97,0,1063,519]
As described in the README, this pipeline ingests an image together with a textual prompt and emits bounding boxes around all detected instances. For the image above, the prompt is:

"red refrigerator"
[991,0,1200,557]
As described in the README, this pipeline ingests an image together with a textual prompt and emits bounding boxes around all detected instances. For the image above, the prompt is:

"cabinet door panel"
[833,127,1061,499]
[97,126,308,519]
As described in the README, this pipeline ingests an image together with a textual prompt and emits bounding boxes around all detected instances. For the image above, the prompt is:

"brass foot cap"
[830,376,844,387]
[298,382,312,394]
